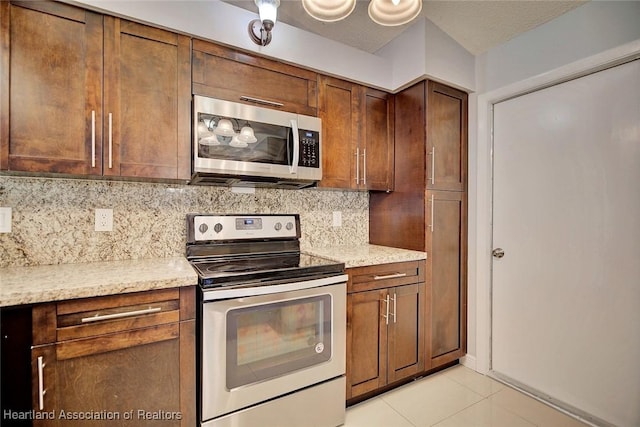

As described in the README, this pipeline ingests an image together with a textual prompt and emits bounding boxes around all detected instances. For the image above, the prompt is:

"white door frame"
[473,39,640,374]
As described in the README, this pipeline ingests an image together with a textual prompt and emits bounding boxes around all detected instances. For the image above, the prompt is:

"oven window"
[197,113,291,165]
[226,294,332,389]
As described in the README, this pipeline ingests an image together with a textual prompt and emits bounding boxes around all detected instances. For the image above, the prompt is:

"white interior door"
[491,59,640,427]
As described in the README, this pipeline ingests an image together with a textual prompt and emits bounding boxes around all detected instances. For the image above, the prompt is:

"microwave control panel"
[299,129,320,168]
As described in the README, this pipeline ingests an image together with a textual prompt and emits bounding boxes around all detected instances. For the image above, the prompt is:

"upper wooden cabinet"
[317,76,359,189]
[0,1,103,175]
[0,1,191,180]
[361,87,395,191]
[318,76,394,191]
[192,40,318,116]
[426,81,468,191]
[102,18,191,180]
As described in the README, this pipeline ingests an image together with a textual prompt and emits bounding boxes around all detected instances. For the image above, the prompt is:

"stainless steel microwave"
[191,96,322,188]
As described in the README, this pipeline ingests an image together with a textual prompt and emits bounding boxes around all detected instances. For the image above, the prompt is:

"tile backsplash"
[0,176,369,268]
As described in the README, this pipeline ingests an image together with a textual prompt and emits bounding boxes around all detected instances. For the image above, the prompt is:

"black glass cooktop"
[191,253,344,288]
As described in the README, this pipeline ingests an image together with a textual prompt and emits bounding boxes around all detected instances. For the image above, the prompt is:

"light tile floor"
[344,365,589,427]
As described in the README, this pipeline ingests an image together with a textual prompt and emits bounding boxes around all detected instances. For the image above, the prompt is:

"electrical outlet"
[0,207,12,233]
[332,211,342,227]
[95,208,113,232]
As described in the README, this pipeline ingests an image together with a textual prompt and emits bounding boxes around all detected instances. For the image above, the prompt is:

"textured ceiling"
[224,0,587,54]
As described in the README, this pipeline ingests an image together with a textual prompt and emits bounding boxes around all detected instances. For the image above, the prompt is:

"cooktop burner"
[192,253,343,288]
[185,214,345,289]
[193,253,299,275]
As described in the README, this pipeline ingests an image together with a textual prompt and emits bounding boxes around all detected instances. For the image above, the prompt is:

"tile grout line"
[428,395,492,427]
[378,395,420,427]
[429,370,538,427]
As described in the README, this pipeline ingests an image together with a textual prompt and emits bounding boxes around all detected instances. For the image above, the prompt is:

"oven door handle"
[201,274,348,301]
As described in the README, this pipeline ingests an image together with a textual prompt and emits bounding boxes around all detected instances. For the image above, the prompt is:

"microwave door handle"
[290,119,300,174]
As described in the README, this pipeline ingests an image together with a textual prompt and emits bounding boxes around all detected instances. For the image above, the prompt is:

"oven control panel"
[193,215,300,241]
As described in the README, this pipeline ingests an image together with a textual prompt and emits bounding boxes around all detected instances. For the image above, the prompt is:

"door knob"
[493,248,505,259]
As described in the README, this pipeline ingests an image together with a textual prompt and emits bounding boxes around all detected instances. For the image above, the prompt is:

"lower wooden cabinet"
[369,79,469,372]
[29,287,195,427]
[427,190,467,366]
[346,261,425,401]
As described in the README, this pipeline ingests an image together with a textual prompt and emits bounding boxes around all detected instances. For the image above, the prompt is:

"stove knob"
[213,223,223,233]
[198,223,208,234]
[274,222,282,231]
[286,222,294,231]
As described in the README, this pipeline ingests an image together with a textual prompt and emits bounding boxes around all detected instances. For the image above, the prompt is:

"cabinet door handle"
[354,148,360,185]
[91,110,96,168]
[381,294,390,325]
[390,292,397,323]
[108,113,113,169]
[373,273,407,280]
[362,148,367,186]
[429,146,436,185]
[81,306,161,323]
[429,194,435,233]
[239,96,284,108]
[37,356,46,410]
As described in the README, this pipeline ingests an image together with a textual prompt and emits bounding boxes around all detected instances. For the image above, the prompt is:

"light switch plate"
[0,207,12,233]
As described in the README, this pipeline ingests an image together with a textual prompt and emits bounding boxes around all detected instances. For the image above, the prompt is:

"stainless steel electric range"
[186,214,347,427]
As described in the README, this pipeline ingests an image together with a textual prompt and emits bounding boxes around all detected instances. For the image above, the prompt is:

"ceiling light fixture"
[368,0,422,26]
[301,0,356,22]
[248,0,280,46]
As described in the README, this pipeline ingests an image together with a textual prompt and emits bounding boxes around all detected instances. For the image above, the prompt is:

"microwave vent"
[190,173,317,190]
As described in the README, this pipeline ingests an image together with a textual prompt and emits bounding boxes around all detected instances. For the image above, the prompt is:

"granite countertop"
[0,257,198,307]
[304,244,426,269]
[0,245,424,307]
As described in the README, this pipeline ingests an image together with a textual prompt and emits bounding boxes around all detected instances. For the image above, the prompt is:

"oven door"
[200,278,346,422]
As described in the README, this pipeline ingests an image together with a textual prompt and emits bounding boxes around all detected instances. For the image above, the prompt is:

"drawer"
[347,260,425,293]
[56,288,180,341]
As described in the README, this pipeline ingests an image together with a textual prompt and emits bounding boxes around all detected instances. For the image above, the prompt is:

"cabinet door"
[346,289,387,399]
[192,40,318,116]
[31,345,57,427]
[1,1,103,174]
[1,307,38,425]
[426,81,468,191]
[103,18,191,180]
[387,283,424,383]
[318,76,360,190]
[426,190,467,366]
[54,325,182,427]
[362,88,394,191]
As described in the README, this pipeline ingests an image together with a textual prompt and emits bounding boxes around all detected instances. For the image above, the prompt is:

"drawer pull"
[373,273,407,280]
[239,96,284,108]
[81,307,162,323]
